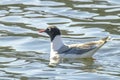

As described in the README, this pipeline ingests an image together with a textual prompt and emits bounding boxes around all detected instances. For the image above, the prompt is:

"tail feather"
[95,36,111,47]
[101,36,111,43]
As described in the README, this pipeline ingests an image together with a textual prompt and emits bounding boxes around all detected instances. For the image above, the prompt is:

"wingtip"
[102,36,111,42]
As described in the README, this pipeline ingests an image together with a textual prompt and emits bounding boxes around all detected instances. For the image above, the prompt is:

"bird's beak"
[39,29,46,33]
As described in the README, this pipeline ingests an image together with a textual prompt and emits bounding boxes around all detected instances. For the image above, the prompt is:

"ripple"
[0,0,120,80]
[93,15,120,20]
[25,6,98,19]
[0,0,41,5]
[0,77,19,80]
[59,10,98,19]
[74,4,120,9]
[0,57,16,63]
[0,16,29,24]
[9,9,23,13]
[16,38,50,52]
[0,37,32,49]
[40,1,65,6]
[108,0,120,4]
[71,0,92,2]
[24,6,71,14]
[0,10,9,16]
[105,8,120,12]
[24,14,42,17]
[24,17,71,25]
[4,60,29,66]
[0,24,31,34]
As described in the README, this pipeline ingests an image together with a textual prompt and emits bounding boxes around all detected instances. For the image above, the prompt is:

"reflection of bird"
[39,25,110,66]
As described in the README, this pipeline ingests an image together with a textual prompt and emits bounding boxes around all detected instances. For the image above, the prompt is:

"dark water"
[0,0,120,80]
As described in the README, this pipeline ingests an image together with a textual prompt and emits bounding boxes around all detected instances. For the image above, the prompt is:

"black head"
[39,25,61,41]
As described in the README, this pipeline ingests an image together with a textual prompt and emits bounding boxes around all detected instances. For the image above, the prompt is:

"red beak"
[39,29,46,33]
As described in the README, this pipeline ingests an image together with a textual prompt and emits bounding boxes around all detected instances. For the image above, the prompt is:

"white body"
[49,35,109,66]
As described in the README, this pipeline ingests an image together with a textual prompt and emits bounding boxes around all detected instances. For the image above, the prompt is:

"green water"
[0,0,120,80]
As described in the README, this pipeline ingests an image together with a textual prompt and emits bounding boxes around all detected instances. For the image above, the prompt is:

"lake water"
[0,0,120,80]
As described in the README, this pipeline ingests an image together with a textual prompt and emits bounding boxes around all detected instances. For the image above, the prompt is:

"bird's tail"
[101,36,111,43]
[96,36,111,47]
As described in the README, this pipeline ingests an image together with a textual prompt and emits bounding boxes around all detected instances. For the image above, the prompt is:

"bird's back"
[58,36,110,58]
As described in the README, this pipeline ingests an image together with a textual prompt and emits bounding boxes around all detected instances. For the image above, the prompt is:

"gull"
[39,25,110,66]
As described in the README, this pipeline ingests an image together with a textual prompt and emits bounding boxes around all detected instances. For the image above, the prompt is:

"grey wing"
[58,38,107,55]
[61,46,96,55]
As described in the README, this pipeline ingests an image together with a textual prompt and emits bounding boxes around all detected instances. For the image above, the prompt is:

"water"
[0,0,120,80]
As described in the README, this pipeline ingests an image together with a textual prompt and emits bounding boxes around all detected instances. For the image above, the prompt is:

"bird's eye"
[47,28,51,31]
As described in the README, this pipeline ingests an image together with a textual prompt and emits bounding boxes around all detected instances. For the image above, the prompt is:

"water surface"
[0,0,120,80]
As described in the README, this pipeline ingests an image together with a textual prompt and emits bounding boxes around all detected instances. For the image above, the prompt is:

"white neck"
[51,35,64,52]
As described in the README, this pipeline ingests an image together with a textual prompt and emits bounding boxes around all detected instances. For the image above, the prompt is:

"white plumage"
[39,26,110,66]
